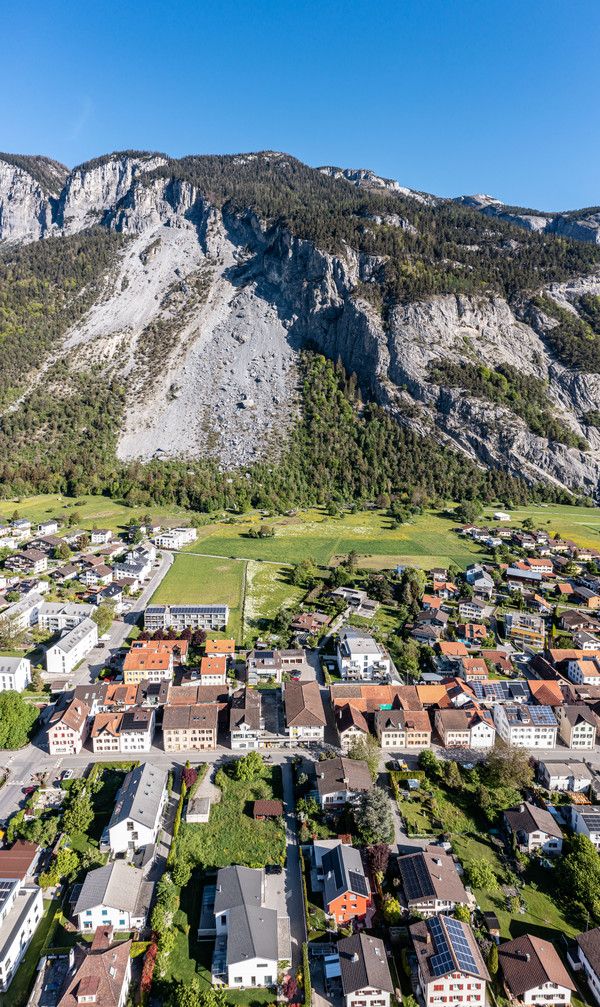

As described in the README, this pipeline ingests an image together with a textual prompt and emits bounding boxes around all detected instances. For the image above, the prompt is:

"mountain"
[1,149,600,500]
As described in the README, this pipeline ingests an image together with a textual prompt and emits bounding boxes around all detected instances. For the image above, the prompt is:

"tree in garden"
[192,629,206,647]
[556,834,600,922]
[465,859,499,891]
[443,760,462,790]
[55,848,79,879]
[0,691,39,749]
[382,896,403,924]
[454,904,471,923]
[347,734,381,780]
[167,628,178,640]
[63,795,94,834]
[354,786,394,844]
[182,765,198,789]
[367,842,390,878]
[180,627,192,641]
[283,976,298,1000]
[418,749,441,779]
[172,860,192,886]
[38,871,59,888]
[488,943,498,977]
[138,631,151,641]
[152,628,165,640]
[92,602,116,636]
[234,750,263,780]
[485,743,533,790]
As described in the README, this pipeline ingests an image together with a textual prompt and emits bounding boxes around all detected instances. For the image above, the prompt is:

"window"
[233,978,243,985]
[102,910,108,916]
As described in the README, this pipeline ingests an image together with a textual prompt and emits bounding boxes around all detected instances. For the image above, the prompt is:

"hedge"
[302,942,311,1007]
[167,778,187,864]
[298,847,310,930]
[187,763,208,801]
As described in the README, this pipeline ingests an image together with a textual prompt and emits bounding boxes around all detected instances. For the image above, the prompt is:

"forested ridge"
[0,352,576,510]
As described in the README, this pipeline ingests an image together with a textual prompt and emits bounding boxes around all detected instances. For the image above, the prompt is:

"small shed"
[253,800,284,820]
[482,911,500,943]
[186,797,211,824]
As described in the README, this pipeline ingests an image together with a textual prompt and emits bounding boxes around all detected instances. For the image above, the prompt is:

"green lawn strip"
[2,899,59,1007]
[174,765,286,869]
[244,561,306,640]
[150,553,245,644]
[151,877,213,995]
[224,990,274,1006]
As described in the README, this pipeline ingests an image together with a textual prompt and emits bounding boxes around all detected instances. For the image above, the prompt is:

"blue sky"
[3,0,599,210]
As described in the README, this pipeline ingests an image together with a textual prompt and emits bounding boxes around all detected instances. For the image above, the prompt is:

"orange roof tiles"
[200,655,227,676]
[205,638,235,655]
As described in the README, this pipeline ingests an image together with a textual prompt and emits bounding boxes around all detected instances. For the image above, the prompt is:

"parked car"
[266,864,283,875]
[62,769,74,781]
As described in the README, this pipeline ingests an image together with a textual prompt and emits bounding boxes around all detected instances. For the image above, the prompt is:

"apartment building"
[46,618,98,675]
[106,763,167,853]
[163,703,218,750]
[374,709,432,749]
[229,687,261,750]
[493,704,557,748]
[555,705,597,748]
[123,648,174,686]
[38,601,95,633]
[0,879,43,991]
[153,527,197,549]
[48,700,90,755]
[0,656,31,694]
[337,628,391,681]
[144,603,229,632]
[284,680,326,743]
[504,611,546,650]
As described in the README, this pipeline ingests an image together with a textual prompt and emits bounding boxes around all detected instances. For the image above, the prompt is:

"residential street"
[280,762,305,967]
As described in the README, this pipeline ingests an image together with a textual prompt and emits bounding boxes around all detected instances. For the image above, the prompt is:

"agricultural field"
[243,561,306,641]
[480,503,600,549]
[150,554,245,643]
[0,493,191,536]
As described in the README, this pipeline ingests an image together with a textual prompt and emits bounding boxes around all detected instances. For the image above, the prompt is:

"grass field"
[480,504,600,549]
[244,562,306,640]
[150,554,246,644]
[174,762,286,869]
[0,493,189,535]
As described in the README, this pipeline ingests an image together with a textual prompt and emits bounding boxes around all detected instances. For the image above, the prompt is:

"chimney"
[425,930,432,946]
[525,953,530,963]
[320,772,325,779]
[352,952,359,963]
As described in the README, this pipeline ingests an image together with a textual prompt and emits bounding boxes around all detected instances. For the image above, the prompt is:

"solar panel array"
[529,705,557,726]
[581,810,600,831]
[0,879,16,913]
[348,870,369,897]
[429,916,479,977]
[399,855,435,900]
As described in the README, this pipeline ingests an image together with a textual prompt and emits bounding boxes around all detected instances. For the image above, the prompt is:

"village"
[0,503,600,1007]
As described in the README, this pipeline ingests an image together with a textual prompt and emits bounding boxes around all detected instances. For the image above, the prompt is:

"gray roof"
[52,618,97,655]
[72,861,149,915]
[338,933,394,995]
[214,866,278,966]
[322,844,369,910]
[503,802,563,840]
[0,656,26,674]
[108,762,167,831]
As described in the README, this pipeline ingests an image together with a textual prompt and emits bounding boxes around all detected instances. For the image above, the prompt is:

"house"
[291,612,331,634]
[457,623,487,646]
[503,801,564,854]
[5,549,48,575]
[131,638,189,664]
[374,709,432,749]
[205,638,236,658]
[410,623,443,645]
[416,608,450,631]
[338,933,394,1007]
[212,865,285,988]
[135,680,171,708]
[465,564,494,598]
[435,709,471,747]
[199,655,227,685]
[163,704,218,750]
[0,656,31,693]
[421,595,442,611]
[569,807,600,850]
[337,628,391,681]
[10,518,32,538]
[246,649,283,685]
[573,630,600,651]
[46,617,98,675]
[331,683,422,718]
[466,707,496,748]
[144,603,229,632]
[437,641,469,672]
[504,611,546,649]
[38,600,95,632]
[72,862,152,931]
[498,934,575,1007]
[229,687,262,749]
[0,878,43,991]
[315,757,372,809]
[493,704,557,748]
[573,927,600,1004]
[51,927,132,1007]
[538,761,593,793]
[90,529,112,545]
[153,527,197,549]
[336,703,370,750]
[120,708,155,753]
[410,915,489,1007]
[37,520,59,536]
[0,592,43,632]
[253,800,283,820]
[322,844,371,925]
[568,657,600,687]
[284,680,327,743]
[48,700,90,755]
[123,648,173,686]
[0,840,41,881]
[80,564,113,587]
[91,712,123,754]
[555,705,597,748]
[52,563,79,584]
[459,657,488,683]
[106,762,167,853]
[458,597,488,621]
[574,587,600,610]
[397,847,468,916]
[561,609,600,633]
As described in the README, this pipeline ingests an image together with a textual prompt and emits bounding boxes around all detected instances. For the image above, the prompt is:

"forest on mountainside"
[146,153,600,304]
[531,293,600,372]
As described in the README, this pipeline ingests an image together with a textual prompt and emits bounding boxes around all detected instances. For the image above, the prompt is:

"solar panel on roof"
[443,917,478,974]
[348,870,369,897]
[471,682,485,699]
[529,705,556,725]
[399,856,435,901]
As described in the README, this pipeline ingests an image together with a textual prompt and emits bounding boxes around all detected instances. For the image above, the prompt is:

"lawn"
[396,781,479,836]
[243,561,306,641]
[152,875,213,994]
[174,762,286,869]
[67,767,129,857]
[2,899,59,1007]
[0,493,189,536]
[479,503,600,550]
[150,554,246,644]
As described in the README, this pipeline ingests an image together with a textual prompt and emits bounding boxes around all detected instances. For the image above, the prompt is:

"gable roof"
[577,927,600,977]
[338,933,394,995]
[72,861,152,917]
[322,844,370,910]
[163,704,218,731]
[285,680,326,727]
[108,762,167,830]
[315,757,372,797]
[57,932,132,1007]
[336,703,369,735]
[229,687,261,732]
[499,934,575,995]
[398,848,467,906]
[410,915,489,982]
[503,801,563,840]
[213,866,278,966]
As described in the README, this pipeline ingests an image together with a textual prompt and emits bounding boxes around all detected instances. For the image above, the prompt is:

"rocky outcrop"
[0,159,54,240]
[454,193,600,245]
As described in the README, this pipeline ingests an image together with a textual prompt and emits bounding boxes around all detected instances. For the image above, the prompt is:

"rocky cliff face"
[454,193,600,245]
[1,150,600,494]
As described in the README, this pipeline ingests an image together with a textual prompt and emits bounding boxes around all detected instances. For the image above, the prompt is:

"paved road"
[281,763,305,968]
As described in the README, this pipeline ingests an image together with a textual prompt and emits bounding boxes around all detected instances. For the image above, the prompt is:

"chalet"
[499,934,575,1007]
[503,801,563,854]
